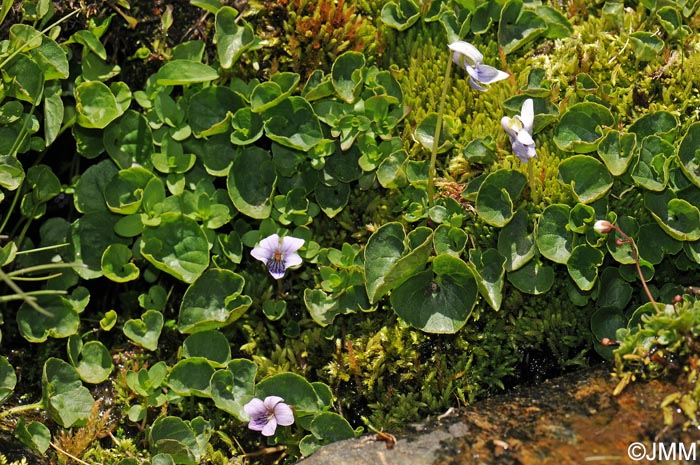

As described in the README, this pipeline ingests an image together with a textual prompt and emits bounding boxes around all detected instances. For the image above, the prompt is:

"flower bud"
[593,220,613,234]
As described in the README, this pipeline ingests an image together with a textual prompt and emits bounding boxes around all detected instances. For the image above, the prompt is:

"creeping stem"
[427,52,453,208]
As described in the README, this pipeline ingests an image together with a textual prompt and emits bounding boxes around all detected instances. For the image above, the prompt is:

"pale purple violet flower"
[251,234,304,279]
[244,396,295,436]
[448,41,510,91]
[501,98,537,163]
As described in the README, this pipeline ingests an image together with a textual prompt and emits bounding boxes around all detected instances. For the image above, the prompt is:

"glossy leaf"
[227,146,275,219]
[390,254,478,333]
[567,244,604,291]
[498,0,547,55]
[476,169,527,227]
[103,110,153,169]
[644,191,700,241]
[178,269,252,333]
[216,7,255,69]
[42,358,94,427]
[535,204,573,264]
[507,260,554,295]
[558,155,613,204]
[17,296,80,343]
[210,359,257,421]
[155,60,219,85]
[262,96,326,151]
[168,358,214,397]
[597,130,635,176]
[140,213,210,283]
[67,336,114,384]
[0,356,16,405]
[554,102,614,152]
[498,208,536,271]
[75,81,123,129]
[182,330,231,367]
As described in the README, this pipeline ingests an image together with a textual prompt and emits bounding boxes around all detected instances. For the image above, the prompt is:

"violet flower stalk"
[243,396,295,436]
[427,41,509,208]
[251,234,304,279]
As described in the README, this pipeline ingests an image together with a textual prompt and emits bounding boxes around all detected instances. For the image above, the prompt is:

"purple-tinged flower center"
[267,251,285,276]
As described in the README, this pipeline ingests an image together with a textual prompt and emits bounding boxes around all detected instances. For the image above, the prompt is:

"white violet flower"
[501,98,537,163]
[243,396,295,436]
[251,234,304,279]
[448,41,510,91]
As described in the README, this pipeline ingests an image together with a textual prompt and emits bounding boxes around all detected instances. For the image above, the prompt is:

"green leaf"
[535,204,573,264]
[72,211,128,279]
[5,54,44,103]
[67,337,114,384]
[467,248,506,311]
[590,308,626,359]
[103,110,154,169]
[17,296,80,343]
[226,146,275,219]
[251,72,300,113]
[216,7,255,69]
[123,310,164,351]
[476,169,527,227]
[75,81,124,129]
[597,130,636,176]
[140,213,210,283]
[188,86,245,136]
[167,358,215,397]
[100,310,118,331]
[631,135,673,191]
[315,183,350,218]
[13,418,50,454]
[644,191,700,241]
[413,113,452,154]
[210,359,257,421]
[566,244,604,291]
[498,0,547,55]
[433,224,468,257]
[182,330,231,367]
[628,111,678,142]
[102,243,140,282]
[677,122,700,189]
[380,0,420,31]
[231,107,264,145]
[558,155,613,204]
[0,155,25,190]
[256,372,321,414]
[74,159,117,213]
[309,412,355,443]
[0,356,16,405]
[42,358,94,427]
[507,260,554,295]
[149,416,205,465]
[178,269,252,333]
[554,102,614,152]
[390,254,478,333]
[68,29,107,60]
[104,165,155,214]
[597,267,632,310]
[262,96,326,151]
[331,52,365,104]
[629,31,665,62]
[156,60,219,85]
[497,208,535,271]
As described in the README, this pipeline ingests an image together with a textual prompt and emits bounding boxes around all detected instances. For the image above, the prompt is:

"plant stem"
[612,225,660,310]
[527,159,538,204]
[0,401,43,419]
[427,51,453,209]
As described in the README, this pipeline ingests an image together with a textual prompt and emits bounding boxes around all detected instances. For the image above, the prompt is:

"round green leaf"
[497,208,536,271]
[644,191,700,241]
[631,135,673,191]
[629,31,665,62]
[210,359,257,421]
[507,260,554,294]
[42,358,94,427]
[0,356,16,405]
[123,310,164,351]
[178,269,252,333]
[182,330,231,367]
[476,169,527,227]
[554,102,614,152]
[140,213,210,283]
[0,155,25,190]
[155,60,219,85]
[227,146,275,219]
[167,358,214,397]
[331,51,365,103]
[558,155,613,204]
[566,243,604,291]
[102,243,140,282]
[188,86,245,136]
[498,1,547,55]
[390,254,478,334]
[103,110,154,169]
[75,81,123,129]
[468,248,506,311]
[535,204,573,264]
[309,412,355,443]
[315,183,350,218]
[17,296,80,343]
[72,340,114,384]
[380,0,420,31]
[13,419,50,454]
[597,267,632,310]
[628,111,678,142]
[74,159,118,213]
[231,107,264,145]
[104,166,155,215]
[262,96,326,151]
[597,130,635,176]
[256,372,321,414]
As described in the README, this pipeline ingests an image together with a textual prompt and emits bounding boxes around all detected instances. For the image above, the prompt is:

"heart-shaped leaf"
[554,102,614,152]
[210,359,257,421]
[123,310,164,351]
[558,155,613,204]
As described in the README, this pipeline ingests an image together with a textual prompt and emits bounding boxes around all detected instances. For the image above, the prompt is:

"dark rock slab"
[298,364,700,465]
